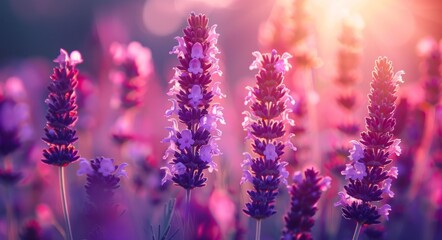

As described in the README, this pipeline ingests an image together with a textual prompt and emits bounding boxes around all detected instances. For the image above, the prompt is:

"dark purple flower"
[337,57,403,225]
[281,168,330,240]
[42,49,82,166]
[241,50,295,220]
[77,157,128,239]
[0,168,22,185]
[161,13,224,190]
[0,86,30,157]
[20,220,43,240]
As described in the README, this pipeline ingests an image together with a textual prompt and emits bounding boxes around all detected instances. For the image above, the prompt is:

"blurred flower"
[0,97,27,157]
[417,37,441,106]
[281,168,330,240]
[109,41,153,109]
[77,157,128,239]
[339,57,402,225]
[42,49,81,166]
[209,189,236,235]
[20,220,43,240]
[242,50,295,220]
[0,168,22,185]
[161,13,224,190]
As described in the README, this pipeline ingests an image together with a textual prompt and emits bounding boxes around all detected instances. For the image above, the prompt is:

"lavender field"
[0,0,441,239]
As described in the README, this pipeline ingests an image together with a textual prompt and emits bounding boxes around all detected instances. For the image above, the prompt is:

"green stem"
[59,167,73,240]
[255,219,262,240]
[352,222,362,240]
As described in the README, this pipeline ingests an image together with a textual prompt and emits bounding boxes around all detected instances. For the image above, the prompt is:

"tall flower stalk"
[42,49,82,240]
[241,50,295,239]
[161,12,224,213]
[282,168,330,240]
[409,38,442,199]
[336,57,403,239]
[109,41,153,143]
[335,14,364,137]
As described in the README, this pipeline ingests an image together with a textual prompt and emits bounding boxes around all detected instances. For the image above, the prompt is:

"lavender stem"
[59,166,73,240]
[255,219,262,240]
[352,222,362,240]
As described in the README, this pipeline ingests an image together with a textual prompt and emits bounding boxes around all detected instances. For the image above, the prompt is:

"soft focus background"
[1,0,442,239]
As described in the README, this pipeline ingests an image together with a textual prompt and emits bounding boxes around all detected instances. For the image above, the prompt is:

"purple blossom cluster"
[282,168,331,240]
[161,13,224,190]
[241,50,295,219]
[42,49,82,167]
[77,157,128,239]
[336,57,403,225]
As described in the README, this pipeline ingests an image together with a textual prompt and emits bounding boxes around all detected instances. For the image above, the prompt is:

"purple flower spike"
[337,57,403,225]
[282,168,331,240]
[241,50,295,220]
[77,157,128,239]
[161,13,224,190]
[0,97,25,156]
[42,49,81,166]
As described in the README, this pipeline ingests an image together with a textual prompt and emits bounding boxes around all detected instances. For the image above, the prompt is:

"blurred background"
[1,0,442,239]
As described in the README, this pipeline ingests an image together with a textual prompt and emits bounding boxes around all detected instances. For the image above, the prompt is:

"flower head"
[109,41,153,109]
[78,157,128,238]
[282,168,330,240]
[42,49,81,166]
[242,50,294,220]
[338,57,402,226]
[161,13,224,190]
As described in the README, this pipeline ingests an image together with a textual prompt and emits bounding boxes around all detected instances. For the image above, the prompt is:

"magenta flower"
[337,57,403,232]
[161,13,224,190]
[282,168,331,240]
[109,41,153,109]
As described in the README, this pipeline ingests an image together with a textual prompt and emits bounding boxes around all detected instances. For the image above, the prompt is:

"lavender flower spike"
[77,157,128,240]
[282,168,331,240]
[161,13,224,190]
[337,57,403,232]
[241,50,295,220]
[42,49,81,166]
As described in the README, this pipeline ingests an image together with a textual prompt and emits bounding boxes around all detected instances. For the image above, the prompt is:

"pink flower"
[274,52,292,73]
[249,51,263,70]
[388,139,402,156]
[169,37,186,57]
